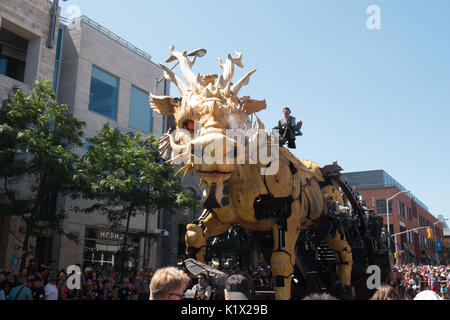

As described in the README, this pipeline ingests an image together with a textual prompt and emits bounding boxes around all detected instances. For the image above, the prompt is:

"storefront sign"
[96,230,125,241]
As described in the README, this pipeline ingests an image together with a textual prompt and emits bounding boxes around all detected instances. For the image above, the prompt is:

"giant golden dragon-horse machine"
[150,46,393,300]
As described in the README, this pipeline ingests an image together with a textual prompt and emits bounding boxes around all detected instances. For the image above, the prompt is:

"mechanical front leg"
[185,209,231,262]
[324,232,353,298]
[271,200,301,300]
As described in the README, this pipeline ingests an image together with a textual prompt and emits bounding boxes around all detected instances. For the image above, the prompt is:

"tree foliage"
[73,124,197,270]
[0,80,85,268]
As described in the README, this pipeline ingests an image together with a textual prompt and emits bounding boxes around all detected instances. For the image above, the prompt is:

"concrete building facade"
[56,15,168,271]
[0,1,187,271]
[344,170,445,265]
[0,0,61,269]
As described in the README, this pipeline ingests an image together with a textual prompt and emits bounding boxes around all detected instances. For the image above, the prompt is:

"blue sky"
[59,0,450,224]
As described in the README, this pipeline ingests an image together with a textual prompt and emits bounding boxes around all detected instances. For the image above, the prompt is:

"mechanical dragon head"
[150,46,268,189]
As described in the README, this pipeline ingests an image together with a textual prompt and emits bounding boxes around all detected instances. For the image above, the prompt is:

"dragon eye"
[184,120,195,131]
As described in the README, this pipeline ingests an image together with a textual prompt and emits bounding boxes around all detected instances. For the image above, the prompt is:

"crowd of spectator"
[0,259,153,300]
[209,260,274,292]
[2,257,448,301]
[0,257,274,301]
[391,264,450,300]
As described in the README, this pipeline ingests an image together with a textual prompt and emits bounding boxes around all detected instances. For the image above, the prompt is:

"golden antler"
[232,69,257,96]
[167,45,203,91]
[217,51,243,89]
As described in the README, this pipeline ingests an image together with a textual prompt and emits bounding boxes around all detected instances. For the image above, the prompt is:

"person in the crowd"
[0,281,7,300]
[224,274,252,300]
[99,279,111,300]
[91,280,101,300]
[370,285,402,300]
[192,272,212,300]
[8,276,33,300]
[149,267,189,300]
[118,278,133,301]
[429,271,439,293]
[26,259,38,277]
[48,260,59,275]
[139,270,151,300]
[45,273,59,300]
[439,279,448,299]
[31,276,45,300]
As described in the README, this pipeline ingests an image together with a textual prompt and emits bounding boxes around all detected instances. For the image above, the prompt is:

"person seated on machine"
[274,107,302,149]
[324,193,341,216]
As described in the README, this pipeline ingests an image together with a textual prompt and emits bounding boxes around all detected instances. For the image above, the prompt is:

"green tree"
[74,124,196,272]
[0,80,85,269]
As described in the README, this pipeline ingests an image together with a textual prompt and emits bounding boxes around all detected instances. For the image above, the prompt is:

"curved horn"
[231,69,256,96]
[168,45,202,90]
[217,51,243,89]
[159,63,188,96]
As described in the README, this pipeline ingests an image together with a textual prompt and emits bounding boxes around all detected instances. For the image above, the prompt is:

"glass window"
[89,66,119,119]
[0,28,27,82]
[376,199,392,214]
[129,85,152,134]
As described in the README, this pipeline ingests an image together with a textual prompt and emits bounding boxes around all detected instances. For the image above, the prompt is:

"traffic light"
[426,227,433,239]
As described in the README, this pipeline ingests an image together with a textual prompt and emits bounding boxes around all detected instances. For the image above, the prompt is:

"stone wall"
[0,0,58,269]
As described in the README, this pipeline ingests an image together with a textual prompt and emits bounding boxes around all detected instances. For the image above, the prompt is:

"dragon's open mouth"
[196,170,234,184]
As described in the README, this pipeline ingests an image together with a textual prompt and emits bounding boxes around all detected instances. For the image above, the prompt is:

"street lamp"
[386,190,410,258]
[47,0,70,48]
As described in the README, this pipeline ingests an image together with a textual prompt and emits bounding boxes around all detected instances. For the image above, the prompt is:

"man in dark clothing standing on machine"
[275,107,301,149]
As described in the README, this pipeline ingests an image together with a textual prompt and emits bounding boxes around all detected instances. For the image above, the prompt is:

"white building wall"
[57,18,166,269]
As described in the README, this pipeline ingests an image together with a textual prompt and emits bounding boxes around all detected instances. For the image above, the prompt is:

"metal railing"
[60,16,152,62]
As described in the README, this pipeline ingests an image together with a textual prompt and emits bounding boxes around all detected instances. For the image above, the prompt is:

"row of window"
[400,230,436,250]
[418,234,435,250]
[88,65,153,134]
[376,199,420,225]
[418,215,431,227]
[397,200,413,221]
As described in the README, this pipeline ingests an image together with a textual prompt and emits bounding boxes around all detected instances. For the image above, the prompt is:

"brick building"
[344,170,445,265]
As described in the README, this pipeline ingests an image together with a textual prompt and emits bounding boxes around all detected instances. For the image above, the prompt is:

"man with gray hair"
[149,267,190,300]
